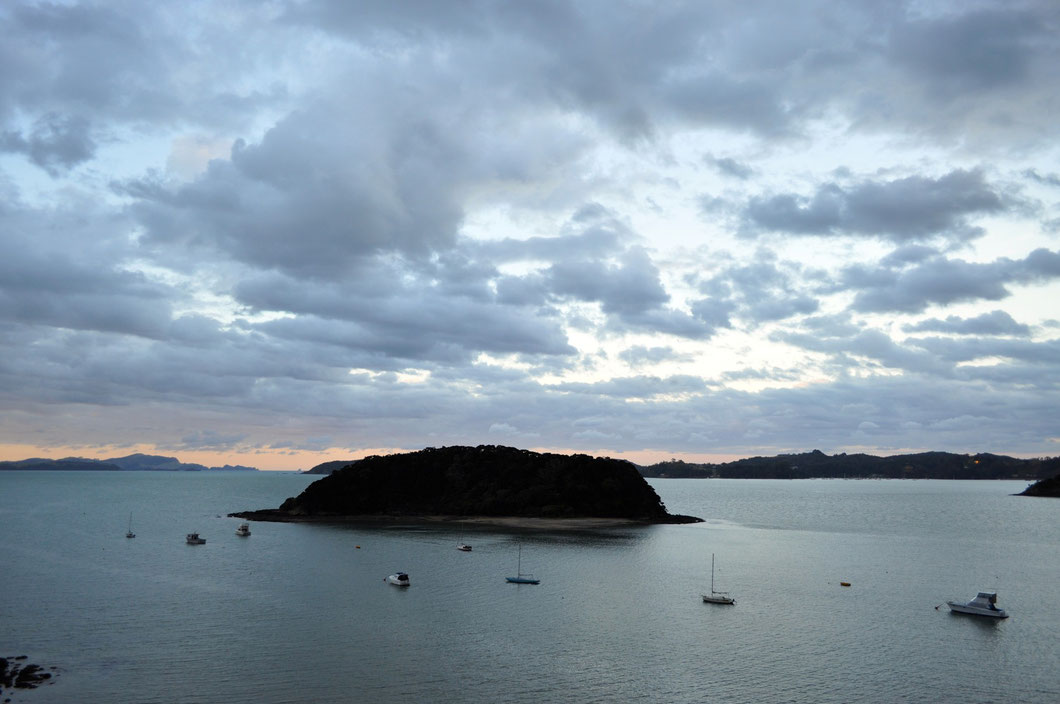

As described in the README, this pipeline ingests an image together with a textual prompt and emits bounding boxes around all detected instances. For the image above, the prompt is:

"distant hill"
[304,459,356,475]
[0,458,122,471]
[0,454,258,472]
[639,450,1060,480]
[233,445,701,523]
[1018,473,1060,497]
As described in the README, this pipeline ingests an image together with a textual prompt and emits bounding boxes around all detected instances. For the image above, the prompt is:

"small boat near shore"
[186,533,206,545]
[236,522,251,537]
[946,591,1008,618]
[386,572,410,587]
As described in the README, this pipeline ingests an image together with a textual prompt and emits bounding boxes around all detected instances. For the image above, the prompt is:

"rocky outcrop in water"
[1,656,56,698]
[234,445,701,524]
[1018,473,1060,497]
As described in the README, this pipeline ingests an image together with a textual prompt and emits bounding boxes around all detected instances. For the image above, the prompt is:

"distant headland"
[305,449,1059,481]
[1018,473,1060,498]
[232,445,702,525]
[0,453,258,472]
[637,450,1059,480]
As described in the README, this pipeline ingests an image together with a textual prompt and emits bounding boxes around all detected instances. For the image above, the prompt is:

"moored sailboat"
[702,553,735,605]
[505,545,540,584]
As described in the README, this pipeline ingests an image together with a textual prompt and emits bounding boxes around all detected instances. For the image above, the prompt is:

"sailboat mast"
[711,553,715,593]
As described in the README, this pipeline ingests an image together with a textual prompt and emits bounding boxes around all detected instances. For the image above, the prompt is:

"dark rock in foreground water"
[233,445,702,524]
[0,656,56,695]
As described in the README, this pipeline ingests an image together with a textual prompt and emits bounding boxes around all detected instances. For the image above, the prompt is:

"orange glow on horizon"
[0,442,755,470]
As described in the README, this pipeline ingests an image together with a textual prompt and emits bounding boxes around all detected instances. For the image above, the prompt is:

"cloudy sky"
[1,0,1058,470]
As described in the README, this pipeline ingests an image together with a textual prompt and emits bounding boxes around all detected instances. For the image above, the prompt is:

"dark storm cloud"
[904,311,1032,337]
[744,169,1005,242]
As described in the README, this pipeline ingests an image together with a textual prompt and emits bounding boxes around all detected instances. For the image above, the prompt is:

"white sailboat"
[702,553,735,605]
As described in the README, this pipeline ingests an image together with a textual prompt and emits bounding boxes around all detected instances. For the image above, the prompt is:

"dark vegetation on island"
[307,449,1059,481]
[1018,473,1060,497]
[236,445,701,524]
[0,453,257,472]
[637,450,1060,480]
[1,656,56,696]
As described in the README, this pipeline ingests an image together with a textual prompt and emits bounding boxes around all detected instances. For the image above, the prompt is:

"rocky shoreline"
[1,656,57,700]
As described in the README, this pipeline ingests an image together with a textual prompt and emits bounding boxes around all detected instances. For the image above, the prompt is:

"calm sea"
[1,472,1057,703]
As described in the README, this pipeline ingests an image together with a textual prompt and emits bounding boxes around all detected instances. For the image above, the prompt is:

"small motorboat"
[385,572,410,587]
[457,543,472,552]
[235,522,251,537]
[946,591,1008,618]
[186,533,206,545]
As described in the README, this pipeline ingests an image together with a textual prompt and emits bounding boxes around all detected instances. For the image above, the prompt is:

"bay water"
[1,471,1057,703]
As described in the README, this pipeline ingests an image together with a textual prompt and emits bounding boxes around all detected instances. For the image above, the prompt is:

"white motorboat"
[947,591,1008,618]
[702,553,735,605]
[235,522,251,537]
[186,532,206,545]
[385,572,410,587]
[457,543,472,552]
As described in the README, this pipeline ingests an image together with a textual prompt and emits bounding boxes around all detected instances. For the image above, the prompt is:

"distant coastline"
[0,453,258,472]
[305,448,1060,481]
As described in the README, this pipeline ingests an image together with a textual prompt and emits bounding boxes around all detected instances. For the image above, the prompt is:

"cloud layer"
[1,1,1058,465]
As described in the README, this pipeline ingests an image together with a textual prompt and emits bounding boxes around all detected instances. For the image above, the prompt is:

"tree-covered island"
[231,445,702,524]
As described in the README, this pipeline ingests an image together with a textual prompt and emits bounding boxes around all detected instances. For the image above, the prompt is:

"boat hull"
[386,574,410,586]
[506,577,540,585]
[947,602,1007,618]
[702,595,735,605]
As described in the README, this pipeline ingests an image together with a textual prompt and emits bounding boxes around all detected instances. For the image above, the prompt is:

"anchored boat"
[505,545,540,584]
[386,572,410,587]
[702,553,735,605]
[947,591,1008,618]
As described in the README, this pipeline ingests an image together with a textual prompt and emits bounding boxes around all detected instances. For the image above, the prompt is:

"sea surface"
[1,471,1057,703]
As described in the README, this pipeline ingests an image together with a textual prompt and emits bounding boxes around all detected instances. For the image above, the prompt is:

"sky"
[1,0,1059,470]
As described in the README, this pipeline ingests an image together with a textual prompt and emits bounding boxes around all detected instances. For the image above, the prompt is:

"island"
[1018,473,1060,498]
[232,445,702,525]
